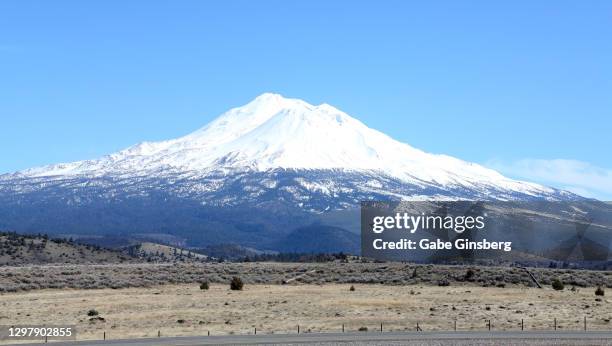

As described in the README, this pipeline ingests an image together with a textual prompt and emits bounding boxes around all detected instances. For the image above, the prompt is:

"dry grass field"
[1,263,610,343]
[0,283,611,343]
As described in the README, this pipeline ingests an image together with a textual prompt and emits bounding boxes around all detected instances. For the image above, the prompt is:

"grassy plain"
[0,283,610,343]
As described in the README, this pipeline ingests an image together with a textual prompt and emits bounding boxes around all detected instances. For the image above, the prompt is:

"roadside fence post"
[454,319,457,331]
[554,318,557,331]
[521,319,524,331]
[380,323,383,333]
[297,325,300,334]
[103,331,106,340]
[584,316,587,331]
[342,324,344,333]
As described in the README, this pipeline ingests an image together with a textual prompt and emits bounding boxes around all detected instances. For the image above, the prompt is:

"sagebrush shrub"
[465,269,475,280]
[438,279,450,286]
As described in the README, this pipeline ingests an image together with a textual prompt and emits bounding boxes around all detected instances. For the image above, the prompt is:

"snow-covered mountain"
[0,93,580,250]
[6,93,570,200]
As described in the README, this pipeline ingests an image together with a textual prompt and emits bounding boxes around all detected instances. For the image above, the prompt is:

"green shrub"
[200,281,209,290]
[595,286,605,296]
[349,285,355,291]
[551,278,564,291]
[230,276,244,291]
[87,309,99,316]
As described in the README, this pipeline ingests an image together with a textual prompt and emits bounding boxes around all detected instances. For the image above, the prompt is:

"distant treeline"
[0,230,105,250]
[237,252,351,263]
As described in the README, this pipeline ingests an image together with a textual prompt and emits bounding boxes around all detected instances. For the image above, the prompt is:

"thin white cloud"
[486,158,612,200]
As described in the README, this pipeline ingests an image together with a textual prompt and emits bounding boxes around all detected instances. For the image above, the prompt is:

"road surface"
[9,331,612,345]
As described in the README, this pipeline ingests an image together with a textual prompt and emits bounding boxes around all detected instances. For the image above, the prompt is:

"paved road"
[9,331,612,346]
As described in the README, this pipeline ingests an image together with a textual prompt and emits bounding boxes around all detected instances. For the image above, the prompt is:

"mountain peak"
[252,92,286,102]
[245,93,342,116]
[247,92,309,110]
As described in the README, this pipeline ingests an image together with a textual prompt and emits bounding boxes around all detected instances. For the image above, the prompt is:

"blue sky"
[1,1,611,198]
